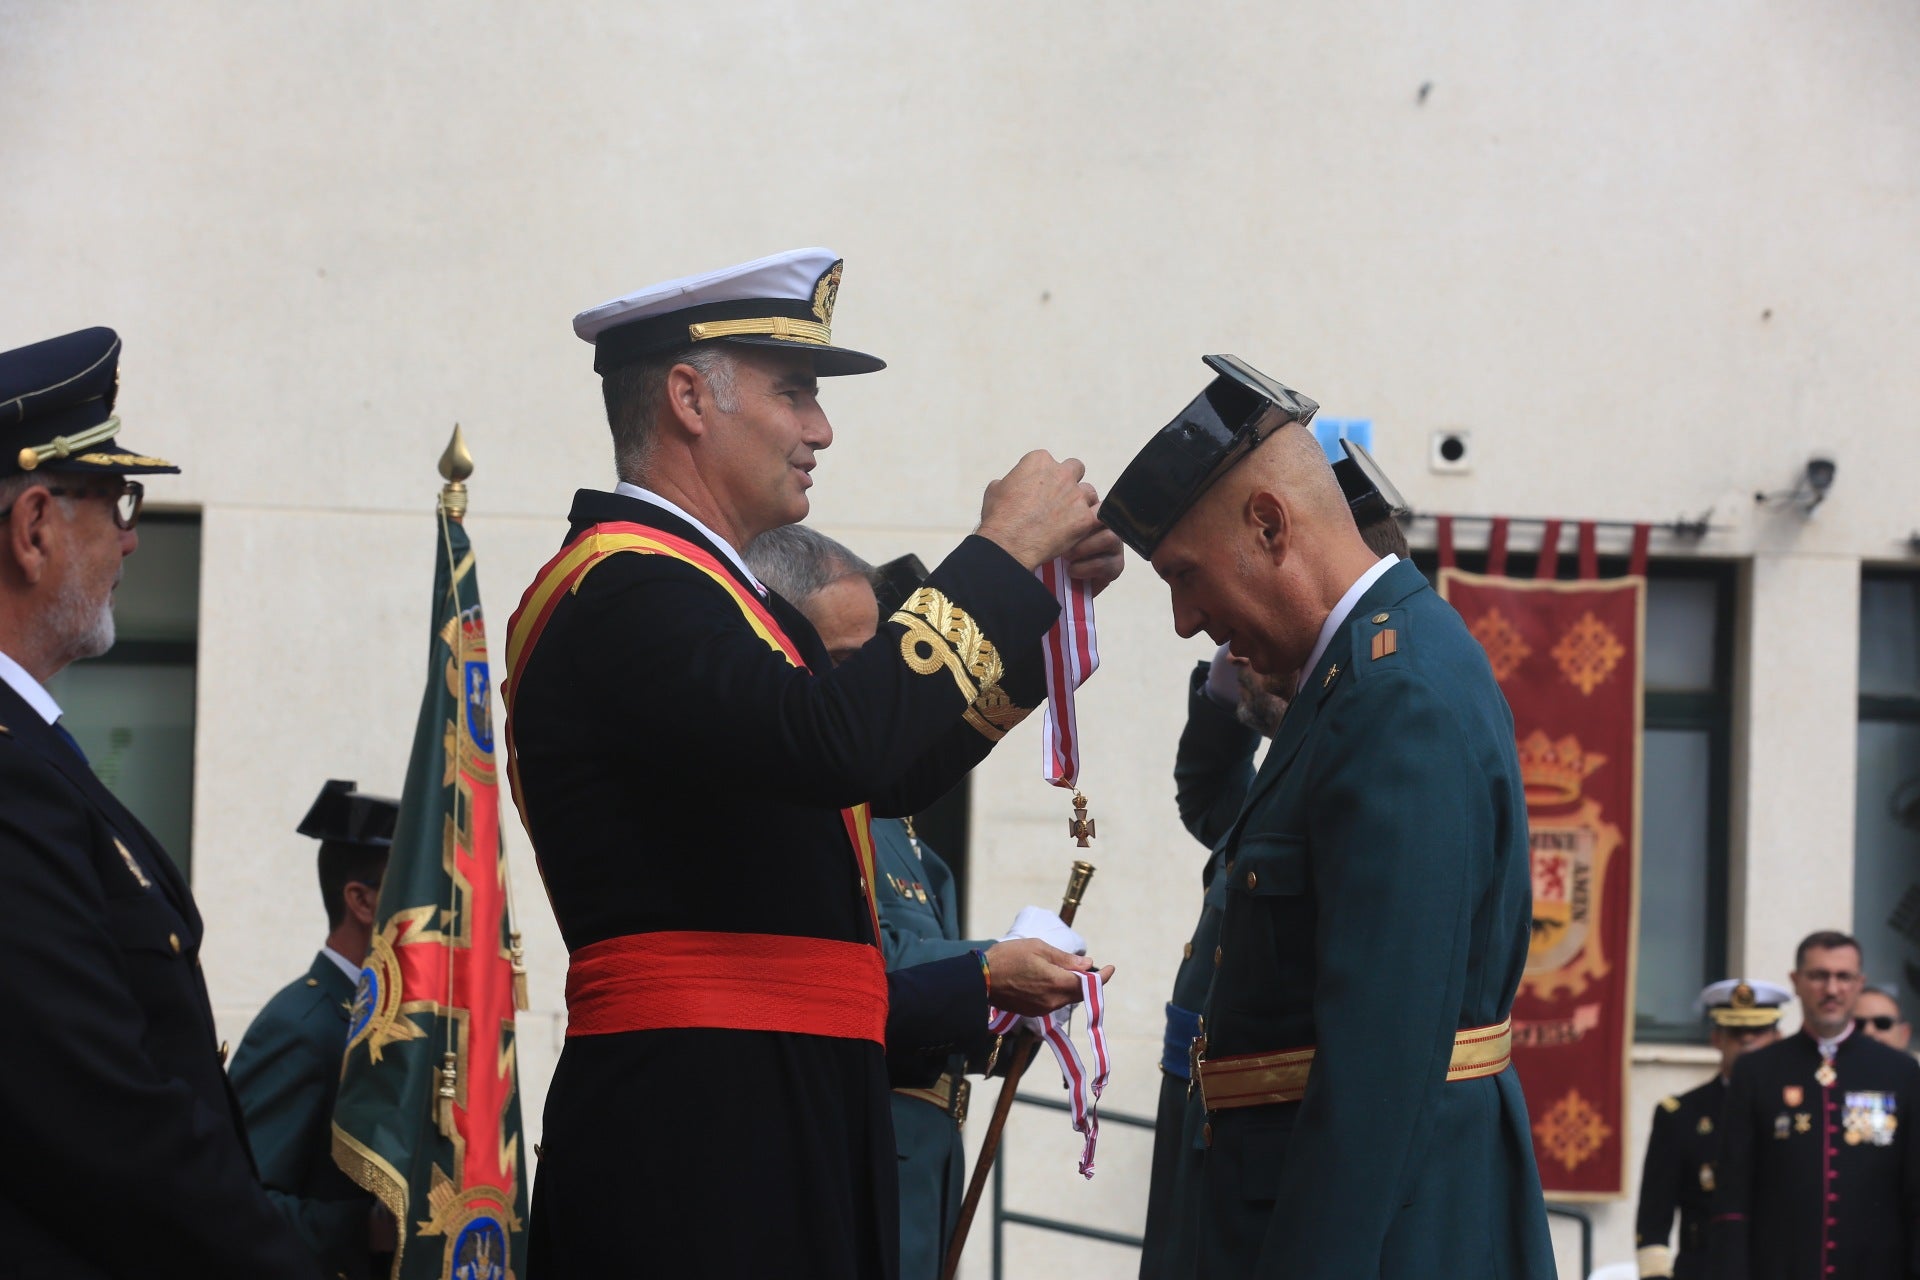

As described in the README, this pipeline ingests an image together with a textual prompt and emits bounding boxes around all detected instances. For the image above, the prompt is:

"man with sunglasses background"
[1631,978,1789,1280]
[0,327,323,1277]
[1855,985,1913,1056]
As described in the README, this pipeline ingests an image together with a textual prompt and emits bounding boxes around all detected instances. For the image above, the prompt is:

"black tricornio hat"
[1098,355,1318,558]
[1332,439,1410,528]
[0,328,180,478]
[298,779,400,849]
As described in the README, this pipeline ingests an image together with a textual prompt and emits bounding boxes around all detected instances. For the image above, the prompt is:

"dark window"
[43,513,199,876]
[1855,571,1920,1000]
[1416,549,1735,1042]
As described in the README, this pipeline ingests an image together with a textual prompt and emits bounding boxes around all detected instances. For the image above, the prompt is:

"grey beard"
[49,575,116,665]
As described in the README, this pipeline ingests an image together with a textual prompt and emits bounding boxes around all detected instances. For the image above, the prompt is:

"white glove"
[1000,905,1086,956]
[1204,642,1244,708]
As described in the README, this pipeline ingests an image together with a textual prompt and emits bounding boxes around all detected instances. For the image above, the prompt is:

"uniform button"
[1246,870,1259,890]
[1213,946,1223,967]
[168,933,182,954]
[1372,612,1390,624]
[1183,942,1193,959]
[217,1040,230,1066]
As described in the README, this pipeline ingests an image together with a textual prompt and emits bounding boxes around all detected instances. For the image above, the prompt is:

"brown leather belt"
[1194,1017,1513,1112]
[893,1071,971,1128]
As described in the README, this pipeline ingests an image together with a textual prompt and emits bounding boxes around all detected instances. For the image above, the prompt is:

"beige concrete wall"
[6,1,1919,1274]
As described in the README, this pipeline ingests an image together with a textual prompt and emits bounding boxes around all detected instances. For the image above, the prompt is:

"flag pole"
[435,426,472,1137]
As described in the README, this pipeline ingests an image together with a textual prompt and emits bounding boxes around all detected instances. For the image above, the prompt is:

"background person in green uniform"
[1102,355,1553,1278]
[230,779,400,1279]
[1631,979,1788,1280]
[746,525,1086,1280]
[1139,452,1408,1280]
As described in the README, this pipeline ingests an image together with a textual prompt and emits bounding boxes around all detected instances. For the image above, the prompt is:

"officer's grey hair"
[743,524,873,608]
[0,473,39,513]
[603,343,741,482]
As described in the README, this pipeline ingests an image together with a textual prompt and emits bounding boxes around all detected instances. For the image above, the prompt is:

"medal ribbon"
[1037,558,1099,788]
[988,969,1110,1178]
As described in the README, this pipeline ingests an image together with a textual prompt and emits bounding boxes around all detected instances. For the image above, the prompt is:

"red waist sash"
[565,930,889,1045]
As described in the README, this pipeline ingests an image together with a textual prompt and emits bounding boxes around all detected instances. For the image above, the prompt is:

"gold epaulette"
[1658,1096,1681,1113]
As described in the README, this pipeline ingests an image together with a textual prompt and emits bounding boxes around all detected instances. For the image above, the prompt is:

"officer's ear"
[1245,488,1290,568]
[344,879,381,928]
[662,362,719,440]
[1,484,59,586]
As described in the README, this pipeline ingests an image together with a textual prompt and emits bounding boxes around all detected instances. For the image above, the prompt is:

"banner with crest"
[332,449,530,1278]
[1440,527,1644,1199]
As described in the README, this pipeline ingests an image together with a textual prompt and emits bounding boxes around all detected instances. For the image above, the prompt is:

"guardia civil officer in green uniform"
[745,526,1087,1280]
[230,780,400,1278]
[1632,979,1788,1280]
[1138,444,1411,1280]
[1103,356,1553,1278]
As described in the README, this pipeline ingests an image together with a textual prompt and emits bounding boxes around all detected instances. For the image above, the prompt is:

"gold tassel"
[510,931,529,1012]
[436,1051,460,1139]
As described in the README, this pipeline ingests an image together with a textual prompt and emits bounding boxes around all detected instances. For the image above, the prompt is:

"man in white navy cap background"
[1631,978,1790,1280]
[505,248,1123,1277]
[0,327,325,1277]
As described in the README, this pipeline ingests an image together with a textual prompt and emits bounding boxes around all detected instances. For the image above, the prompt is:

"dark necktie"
[52,719,89,764]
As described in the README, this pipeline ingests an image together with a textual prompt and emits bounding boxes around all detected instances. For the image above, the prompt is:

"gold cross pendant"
[1068,791,1096,847]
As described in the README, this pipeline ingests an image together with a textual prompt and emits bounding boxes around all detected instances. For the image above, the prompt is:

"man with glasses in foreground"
[0,327,323,1277]
[1710,930,1920,1280]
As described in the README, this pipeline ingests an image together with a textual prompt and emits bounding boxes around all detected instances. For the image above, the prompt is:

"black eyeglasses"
[0,479,144,530]
[1858,1015,1900,1032]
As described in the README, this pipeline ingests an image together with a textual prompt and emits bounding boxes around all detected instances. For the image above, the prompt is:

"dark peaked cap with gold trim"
[574,247,886,378]
[1695,978,1793,1029]
[0,327,179,478]
[297,779,400,849]
[1098,354,1319,558]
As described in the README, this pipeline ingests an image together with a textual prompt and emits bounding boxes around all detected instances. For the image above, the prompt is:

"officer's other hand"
[984,937,1114,1016]
[1204,642,1248,708]
[999,905,1087,955]
[976,451,1104,571]
[1063,515,1125,596]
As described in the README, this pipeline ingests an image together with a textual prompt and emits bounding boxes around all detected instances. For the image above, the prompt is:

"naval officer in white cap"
[505,248,1122,1278]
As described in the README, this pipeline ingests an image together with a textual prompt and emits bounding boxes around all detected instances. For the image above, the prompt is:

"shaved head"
[1149,425,1381,679]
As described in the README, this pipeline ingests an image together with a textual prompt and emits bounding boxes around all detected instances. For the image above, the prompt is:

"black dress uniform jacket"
[230,953,382,1279]
[0,678,324,1278]
[1711,1029,1920,1280]
[1635,1075,1725,1280]
[511,490,1059,1279]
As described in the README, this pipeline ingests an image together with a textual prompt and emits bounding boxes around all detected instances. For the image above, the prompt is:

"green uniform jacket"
[1199,560,1553,1278]
[229,953,378,1280]
[1140,662,1261,1280]
[873,817,996,1280]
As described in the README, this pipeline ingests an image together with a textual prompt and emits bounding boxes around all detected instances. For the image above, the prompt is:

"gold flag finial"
[438,424,473,521]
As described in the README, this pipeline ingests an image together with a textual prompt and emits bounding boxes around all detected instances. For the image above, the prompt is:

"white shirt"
[321,945,363,985]
[1297,555,1400,696]
[1815,1019,1855,1058]
[0,648,62,725]
[613,481,767,595]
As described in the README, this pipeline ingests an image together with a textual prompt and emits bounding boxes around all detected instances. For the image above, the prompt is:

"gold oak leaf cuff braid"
[892,586,1004,701]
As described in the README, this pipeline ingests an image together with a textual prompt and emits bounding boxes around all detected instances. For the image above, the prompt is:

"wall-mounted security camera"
[1429,429,1472,474]
[1756,455,1837,515]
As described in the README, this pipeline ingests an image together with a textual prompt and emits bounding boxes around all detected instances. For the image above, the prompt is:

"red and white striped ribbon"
[1037,557,1099,789]
[987,970,1111,1178]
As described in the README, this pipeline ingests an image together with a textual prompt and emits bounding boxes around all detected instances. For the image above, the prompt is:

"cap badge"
[811,260,843,326]
[1732,982,1755,1008]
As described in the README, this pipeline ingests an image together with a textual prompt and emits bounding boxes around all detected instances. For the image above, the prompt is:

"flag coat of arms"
[333,489,530,1279]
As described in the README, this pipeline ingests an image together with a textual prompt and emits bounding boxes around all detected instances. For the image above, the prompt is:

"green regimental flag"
[333,455,529,1280]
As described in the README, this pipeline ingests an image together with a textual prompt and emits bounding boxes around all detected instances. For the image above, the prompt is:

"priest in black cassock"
[1711,931,1920,1280]
[506,248,1123,1279]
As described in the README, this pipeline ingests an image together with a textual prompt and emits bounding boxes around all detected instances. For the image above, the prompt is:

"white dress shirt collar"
[1297,555,1399,697]
[613,481,767,594]
[1814,1019,1854,1058]
[321,946,363,985]
[0,648,62,725]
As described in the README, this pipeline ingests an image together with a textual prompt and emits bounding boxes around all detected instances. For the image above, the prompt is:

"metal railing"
[1545,1203,1593,1279]
[989,1091,1156,1279]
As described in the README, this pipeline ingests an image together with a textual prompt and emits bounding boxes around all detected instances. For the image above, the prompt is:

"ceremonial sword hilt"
[1059,860,1095,927]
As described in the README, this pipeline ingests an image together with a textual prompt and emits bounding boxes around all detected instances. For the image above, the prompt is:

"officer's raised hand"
[983,937,1114,1016]
[976,452,1106,572]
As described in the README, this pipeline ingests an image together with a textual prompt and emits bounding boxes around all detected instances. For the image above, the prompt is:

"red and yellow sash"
[503,520,883,945]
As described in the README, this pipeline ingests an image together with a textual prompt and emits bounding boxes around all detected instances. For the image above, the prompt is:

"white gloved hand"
[1204,642,1244,708]
[1000,905,1087,956]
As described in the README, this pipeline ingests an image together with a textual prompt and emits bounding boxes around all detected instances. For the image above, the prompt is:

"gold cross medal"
[1815,1061,1838,1088]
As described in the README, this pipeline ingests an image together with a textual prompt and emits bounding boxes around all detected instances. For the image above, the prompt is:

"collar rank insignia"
[1370,629,1398,660]
[1322,663,1340,689]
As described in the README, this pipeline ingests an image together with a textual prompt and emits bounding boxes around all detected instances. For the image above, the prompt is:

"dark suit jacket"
[1198,560,1554,1278]
[230,953,380,1279]
[511,490,1059,1279]
[0,677,323,1278]
[1634,1075,1725,1280]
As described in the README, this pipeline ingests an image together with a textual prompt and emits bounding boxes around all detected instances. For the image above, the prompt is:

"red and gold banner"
[1441,536,1644,1199]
